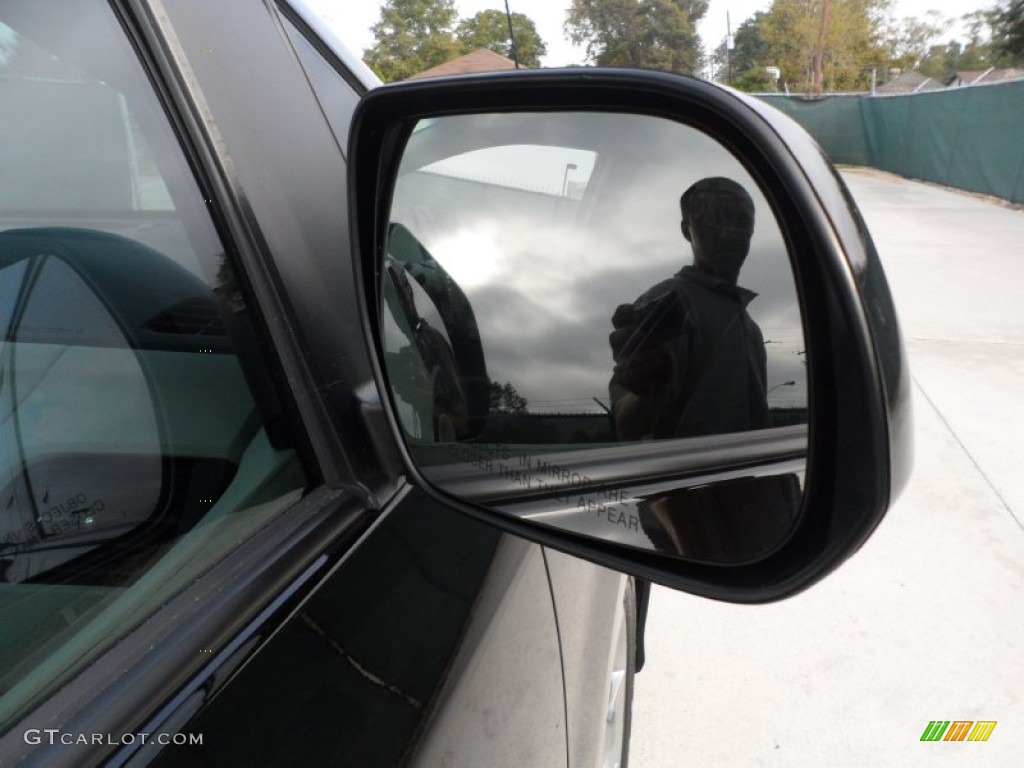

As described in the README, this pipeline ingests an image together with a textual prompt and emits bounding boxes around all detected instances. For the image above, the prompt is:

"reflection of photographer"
[609,177,770,440]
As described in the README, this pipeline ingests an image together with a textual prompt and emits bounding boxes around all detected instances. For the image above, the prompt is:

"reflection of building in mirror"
[420,144,597,198]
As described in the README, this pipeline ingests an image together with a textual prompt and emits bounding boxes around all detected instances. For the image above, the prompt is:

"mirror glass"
[381,111,808,564]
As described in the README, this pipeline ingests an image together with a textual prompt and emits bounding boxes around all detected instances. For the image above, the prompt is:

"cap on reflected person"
[680,177,755,230]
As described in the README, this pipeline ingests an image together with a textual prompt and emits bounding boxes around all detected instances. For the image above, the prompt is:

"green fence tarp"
[758,93,872,166]
[756,81,1024,204]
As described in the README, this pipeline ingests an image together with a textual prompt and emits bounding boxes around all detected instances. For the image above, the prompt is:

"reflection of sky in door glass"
[391,113,807,416]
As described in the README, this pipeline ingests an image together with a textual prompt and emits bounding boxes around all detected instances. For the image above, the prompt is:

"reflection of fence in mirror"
[385,111,808,562]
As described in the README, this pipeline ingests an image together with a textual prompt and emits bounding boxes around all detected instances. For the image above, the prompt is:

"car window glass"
[0,3,307,727]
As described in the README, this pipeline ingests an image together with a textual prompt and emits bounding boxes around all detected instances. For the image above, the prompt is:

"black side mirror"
[349,69,912,603]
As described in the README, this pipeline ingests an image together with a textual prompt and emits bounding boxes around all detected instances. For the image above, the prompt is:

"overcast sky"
[311,0,984,69]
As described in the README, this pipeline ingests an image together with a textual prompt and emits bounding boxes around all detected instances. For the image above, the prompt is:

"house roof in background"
[875,68,1024,95]
[409,48,521,80]
[949,68,1024,87]
[876,70,942,94]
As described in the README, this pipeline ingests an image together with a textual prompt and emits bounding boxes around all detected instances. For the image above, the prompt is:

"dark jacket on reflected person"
[610,265,770,439]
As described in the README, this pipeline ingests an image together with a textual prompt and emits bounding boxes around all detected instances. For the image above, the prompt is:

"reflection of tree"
[455,10,547,67]
[215,254,245,312]
[565,0,706,74]
[995,0,1024,63]
[489,381,528,414]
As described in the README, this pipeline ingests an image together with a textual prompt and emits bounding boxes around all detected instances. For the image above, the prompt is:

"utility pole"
[726,11,733,84]
[812,0,830,96]
[504,0,520,69]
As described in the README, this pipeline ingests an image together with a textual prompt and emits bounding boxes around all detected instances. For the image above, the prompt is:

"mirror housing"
[349,69,912,603]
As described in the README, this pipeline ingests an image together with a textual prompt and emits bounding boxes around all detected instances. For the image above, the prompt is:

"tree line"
[715,0,1024,93]
[365,0,1024,93]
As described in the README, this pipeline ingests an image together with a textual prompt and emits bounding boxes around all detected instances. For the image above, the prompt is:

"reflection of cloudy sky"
[390,112,807,413]
[0,24,16,65]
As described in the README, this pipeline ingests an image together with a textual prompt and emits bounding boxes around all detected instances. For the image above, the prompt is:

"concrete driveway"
[629,169,1024,766]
